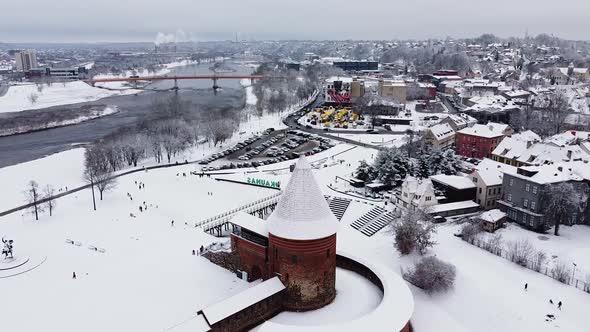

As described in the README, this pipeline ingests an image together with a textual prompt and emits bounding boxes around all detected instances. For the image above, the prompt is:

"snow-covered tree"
[373,148,410,186]
[404,256,456,294]
[415,153,430,179]
[392,209,437,255]
[428,149,461,175]
[355,160,376,182]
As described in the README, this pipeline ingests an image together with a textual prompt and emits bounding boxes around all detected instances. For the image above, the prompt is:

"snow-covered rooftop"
[479,209,506,223]
[230,211,268,237]
[458,123,507,138]
[267,156,339,241]
[431,174,476,190]
[512,163,585,184]
[428,200,479,213]
[428,123,455,140]
[473,158,517,186]
[200,277,285,325]
[444,113,477,127]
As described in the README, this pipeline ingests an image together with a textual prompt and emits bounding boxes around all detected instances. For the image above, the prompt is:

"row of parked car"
[198,128,278,165]
[238,133,286,161]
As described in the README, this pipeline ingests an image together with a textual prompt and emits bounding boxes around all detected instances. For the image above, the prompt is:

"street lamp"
[572,262,577,284]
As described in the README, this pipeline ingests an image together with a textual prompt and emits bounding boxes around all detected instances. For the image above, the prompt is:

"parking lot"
[198,128,335,171]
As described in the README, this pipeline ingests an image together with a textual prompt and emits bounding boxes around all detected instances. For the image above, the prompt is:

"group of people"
[524,283,564,310]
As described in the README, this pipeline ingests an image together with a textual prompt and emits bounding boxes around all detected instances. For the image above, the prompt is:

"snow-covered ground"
[2,140,590,331]
[0,105,119,137]
[0,81,138,114]
[480,223,590,281]
[0,60,199,114]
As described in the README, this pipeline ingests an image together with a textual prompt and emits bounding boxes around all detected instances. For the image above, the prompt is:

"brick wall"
[269,234,337,311]
[231,235,269,281]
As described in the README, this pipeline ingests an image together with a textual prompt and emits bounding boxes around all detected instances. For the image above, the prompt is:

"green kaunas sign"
[247,177,281,188]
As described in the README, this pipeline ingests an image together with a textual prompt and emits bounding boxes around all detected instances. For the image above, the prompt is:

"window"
[479,188,482,194]
[524,199,528,208]
[473,177,478,183]
[531,201,536,210]
[525,184,530,192]
[488,188,492,195]
[507,193,512,202]
[532,186,538,194]
[522,213,527,223]
[509,178,514,186]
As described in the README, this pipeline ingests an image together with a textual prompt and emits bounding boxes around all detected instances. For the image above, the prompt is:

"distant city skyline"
[1,0,589,43]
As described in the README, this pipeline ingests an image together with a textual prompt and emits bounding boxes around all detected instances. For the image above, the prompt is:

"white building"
[470,158,517,210]
[15,50,38,72]
[424,123,455,150]
[395,177,438,211]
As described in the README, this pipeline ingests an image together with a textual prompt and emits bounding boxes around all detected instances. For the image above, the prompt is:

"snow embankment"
[0,106,119,137]
[0,81,136,114]
[240,78,258,106]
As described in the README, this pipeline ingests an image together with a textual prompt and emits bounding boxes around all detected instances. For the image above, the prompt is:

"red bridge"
[85,74,265,88]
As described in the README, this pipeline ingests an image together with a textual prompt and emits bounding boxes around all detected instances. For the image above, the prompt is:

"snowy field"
[481,223,590,281]
[0,165,274,332]
[0,81,139,114]
[3,96,590,331]
[0,60,199,114]
[2,140,590,331]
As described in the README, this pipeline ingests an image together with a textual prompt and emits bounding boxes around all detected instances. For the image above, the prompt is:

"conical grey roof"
[267,156,339,240]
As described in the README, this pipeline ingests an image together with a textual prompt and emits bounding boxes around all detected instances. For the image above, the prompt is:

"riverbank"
[0,105,119,137]
[0,59,203,114]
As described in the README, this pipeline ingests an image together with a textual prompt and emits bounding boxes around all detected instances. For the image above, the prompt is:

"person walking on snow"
[524,283,528,291]
[558,301,562,310]
[72,272,77,279]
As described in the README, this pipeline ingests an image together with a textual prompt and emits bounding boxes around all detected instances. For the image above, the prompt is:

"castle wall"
[269,233,337,311]
[231,234,269,281]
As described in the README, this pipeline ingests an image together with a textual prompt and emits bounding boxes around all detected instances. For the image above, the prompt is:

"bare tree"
[551,262,571,284]
[460,222,483,244]
[84,145,117,202]
[24,180,43,220]
[542,182,580,236]
[531,250,547,272]
[506,239,534,267]
[403,256,456,294]
[43,185,56,217]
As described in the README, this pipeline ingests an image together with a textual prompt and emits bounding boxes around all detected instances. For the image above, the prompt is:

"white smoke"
[154,29,188,46]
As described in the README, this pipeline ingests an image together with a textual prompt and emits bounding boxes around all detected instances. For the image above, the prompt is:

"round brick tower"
[267,156,339,311]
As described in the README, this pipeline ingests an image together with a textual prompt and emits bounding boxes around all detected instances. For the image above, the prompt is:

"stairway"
[328,197,352,221]
[350,207,386,230]
[359,212,395,237]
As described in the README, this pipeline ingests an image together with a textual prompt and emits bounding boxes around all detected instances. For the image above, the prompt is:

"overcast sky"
[1,0,589,43]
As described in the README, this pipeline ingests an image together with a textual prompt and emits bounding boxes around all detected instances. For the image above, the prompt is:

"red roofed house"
[456,122,513,159]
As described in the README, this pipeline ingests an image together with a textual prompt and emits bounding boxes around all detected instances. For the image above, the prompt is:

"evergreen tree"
[355,160,376,181]
[374,148,410,186]
[415,154,430,179]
